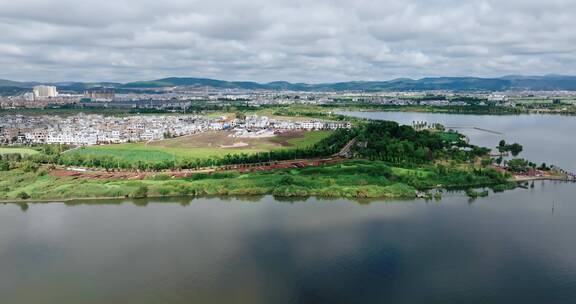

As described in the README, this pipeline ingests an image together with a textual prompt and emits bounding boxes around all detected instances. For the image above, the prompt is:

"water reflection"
[3,194,429,212]
[17,202,28,212]
[0,182,575,303]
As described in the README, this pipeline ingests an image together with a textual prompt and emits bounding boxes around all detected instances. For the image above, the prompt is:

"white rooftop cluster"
[1,114,351,146]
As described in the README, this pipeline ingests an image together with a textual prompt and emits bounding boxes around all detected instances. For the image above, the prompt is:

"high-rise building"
[33,85,58,99]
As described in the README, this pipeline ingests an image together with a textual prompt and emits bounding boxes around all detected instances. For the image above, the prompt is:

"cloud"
[0,0,575,82]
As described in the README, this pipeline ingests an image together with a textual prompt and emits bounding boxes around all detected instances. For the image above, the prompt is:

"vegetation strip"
[1,118,544,202]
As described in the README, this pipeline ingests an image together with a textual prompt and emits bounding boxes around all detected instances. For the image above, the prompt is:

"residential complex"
[0,114,350,146]
[33,85,58,99]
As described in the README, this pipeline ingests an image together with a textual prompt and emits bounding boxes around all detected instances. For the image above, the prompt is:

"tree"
[495,157,502,165]
[497,140,507,154]
[508,143,523,157]
[507,158,529,173]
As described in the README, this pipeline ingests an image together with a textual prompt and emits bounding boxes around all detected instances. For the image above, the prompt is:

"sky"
[0,0,575,83]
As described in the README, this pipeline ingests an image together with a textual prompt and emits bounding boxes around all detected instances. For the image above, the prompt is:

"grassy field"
[0,148,39,156]
[0,159,513,202]
[67,130,334,163]
[0,160,512,200]
[0,161,418,201]
[438,132,462,143]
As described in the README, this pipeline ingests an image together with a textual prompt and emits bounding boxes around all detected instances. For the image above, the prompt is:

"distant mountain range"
[3,75,576,92]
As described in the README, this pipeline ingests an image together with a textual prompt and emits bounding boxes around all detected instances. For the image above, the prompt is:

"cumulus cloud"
[0,0,574,82]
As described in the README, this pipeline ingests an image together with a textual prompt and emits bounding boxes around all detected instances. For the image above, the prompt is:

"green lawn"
[0,148,39,156]
[66,131,333,164]
[438,132,461,143]
[70,144,179,162]
[391,167,433,178]
[284,131,333,147]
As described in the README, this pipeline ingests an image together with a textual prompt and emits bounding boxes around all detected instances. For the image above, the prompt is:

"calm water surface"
[341,111,576,172]
[2,112,576,303]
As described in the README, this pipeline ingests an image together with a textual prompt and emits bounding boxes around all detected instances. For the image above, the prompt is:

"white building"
[33,85,58,99]
[23,92,35,101]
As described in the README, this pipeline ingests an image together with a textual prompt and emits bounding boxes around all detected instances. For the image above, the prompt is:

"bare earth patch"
[220,142,249,148]
[148,130,311,150]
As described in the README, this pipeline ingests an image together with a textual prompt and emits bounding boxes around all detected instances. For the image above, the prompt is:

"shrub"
[491,183,517,193]
[211,171,240,179]
[21,161,39,173]
[189,173,209,180]
[150,173,171,181]
[158,187,171,196]
[465,188,489,198]
[17,191,30,200]
[279,175,295,185]
[132,185,149,198]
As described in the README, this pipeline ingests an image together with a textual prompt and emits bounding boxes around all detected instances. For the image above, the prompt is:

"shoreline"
[336,107,576,116]
[513,175,573,182]
[0,193,407,204]
[2,177,572,204]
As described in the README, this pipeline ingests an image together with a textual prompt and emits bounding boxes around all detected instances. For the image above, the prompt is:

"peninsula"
[1,107,565,203]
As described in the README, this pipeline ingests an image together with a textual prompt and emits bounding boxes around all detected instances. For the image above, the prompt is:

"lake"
[341,111,576,172]
[1,112,576,304]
